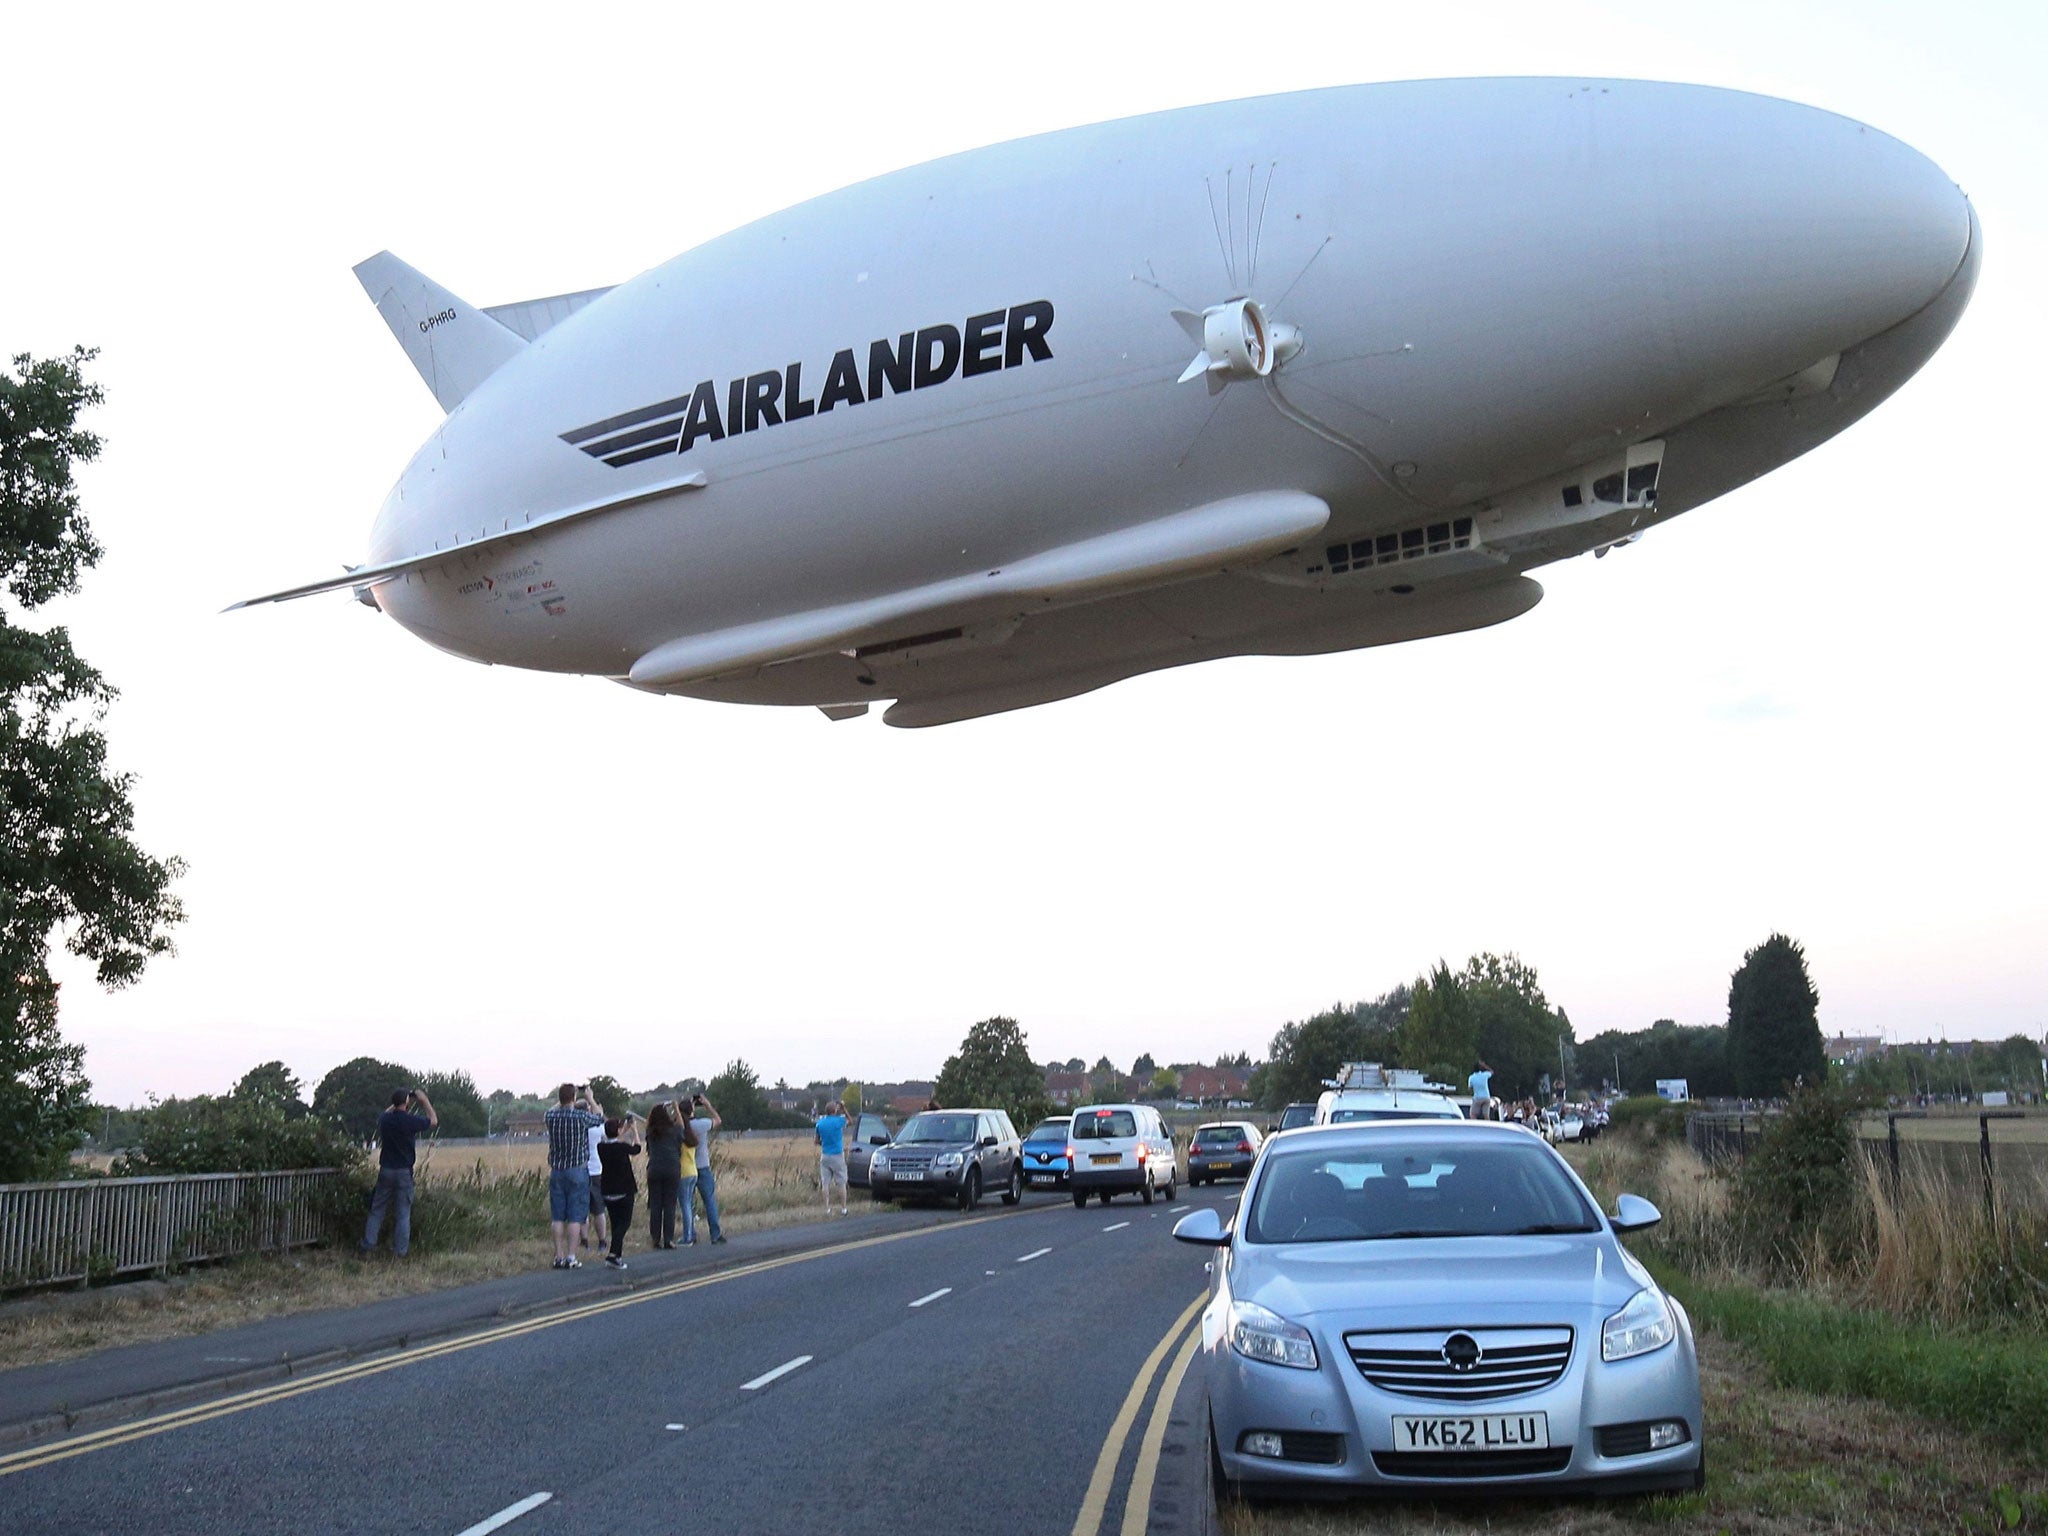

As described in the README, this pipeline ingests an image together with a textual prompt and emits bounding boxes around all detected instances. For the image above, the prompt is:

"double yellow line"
[0,1209,1044,1480]
[1070,1291,1207,1536]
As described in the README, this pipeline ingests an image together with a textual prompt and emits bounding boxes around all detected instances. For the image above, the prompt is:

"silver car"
[1174,1121,1702,1500]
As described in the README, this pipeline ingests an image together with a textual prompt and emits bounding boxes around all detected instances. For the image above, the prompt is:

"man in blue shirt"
[1467,1061,1494,1122]
[816,1100,849,1216]
[361,1087,437,1256]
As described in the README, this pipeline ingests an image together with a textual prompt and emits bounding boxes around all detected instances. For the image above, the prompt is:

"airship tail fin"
[353,251,526,413]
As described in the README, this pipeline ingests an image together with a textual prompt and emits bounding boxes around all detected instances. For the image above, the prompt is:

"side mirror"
[870,1134,890,1146]
[1611,1193,1662,1233]
[980,1135,998,1148]
[1172,1208,1231,1247]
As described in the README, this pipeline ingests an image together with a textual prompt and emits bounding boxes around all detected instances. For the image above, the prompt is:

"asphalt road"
[0,1184,1237,1536]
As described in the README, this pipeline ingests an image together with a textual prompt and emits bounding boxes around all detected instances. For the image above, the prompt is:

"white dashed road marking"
[1016,1247,1052,1263]
[740,1355,813,1391]
[1170,1205,1191,1213]
[1103,1221,1130,1232]
[455,1492,552,1536]
[909,1287,952,1308]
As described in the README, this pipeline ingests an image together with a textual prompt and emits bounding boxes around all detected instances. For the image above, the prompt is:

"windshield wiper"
[1504,1223,1596,1235]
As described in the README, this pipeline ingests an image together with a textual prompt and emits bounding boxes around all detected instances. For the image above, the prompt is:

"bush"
[1605,1095,1688,1141]
[1729,1080,1863,1275]
[114,1095,363,1175]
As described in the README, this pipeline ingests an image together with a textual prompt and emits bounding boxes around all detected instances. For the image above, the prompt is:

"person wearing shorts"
[545,1084,604,1269]
[816,1100,849,1216]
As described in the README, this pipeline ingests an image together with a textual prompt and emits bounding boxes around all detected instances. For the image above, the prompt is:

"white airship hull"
[248,78,1977,726]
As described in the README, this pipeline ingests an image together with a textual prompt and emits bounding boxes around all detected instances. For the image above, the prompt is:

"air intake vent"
[1326,517,1474,576]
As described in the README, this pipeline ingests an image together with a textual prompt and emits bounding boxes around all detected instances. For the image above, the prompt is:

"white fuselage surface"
[285,79,1978,727]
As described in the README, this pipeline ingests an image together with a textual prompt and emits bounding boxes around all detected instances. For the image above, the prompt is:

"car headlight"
[1602,1287,1676,1361]
[1228,1299,1318,1370]
[933,1151,965,1170]
[870,1152,888,1173]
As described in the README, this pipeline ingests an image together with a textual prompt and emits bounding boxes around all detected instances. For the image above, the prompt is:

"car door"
[848,1114,889,1185]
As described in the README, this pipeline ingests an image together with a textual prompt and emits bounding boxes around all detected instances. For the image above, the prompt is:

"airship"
[237,78,1977,727]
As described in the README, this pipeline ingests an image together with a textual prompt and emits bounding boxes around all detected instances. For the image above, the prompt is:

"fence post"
[1979,1113,1995,1223]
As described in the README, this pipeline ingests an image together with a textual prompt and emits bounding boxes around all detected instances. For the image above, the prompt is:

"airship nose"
[1659,94,1973,372]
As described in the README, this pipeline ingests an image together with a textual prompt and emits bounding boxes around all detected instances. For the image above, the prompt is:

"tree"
[419,1069,487,1137]
[311,1056,416,1141]
[1399,956,1570,1100]
[935,1016,1050,1128]
[1725,934,1824,1096]
[1213,1051,1251,1071]
[1260,990,1408,1107]
[231,1061,308,1118]
[841,1082,863,1118]
[1149,1067,1180,1100]
[2,349,185,1182]
[584,1073,630,1118]
[1131,1052,1157,1079]
[707,1059,772,1130]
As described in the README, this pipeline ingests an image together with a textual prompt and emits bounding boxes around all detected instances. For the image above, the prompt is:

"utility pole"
[1558,1035,1568,1097]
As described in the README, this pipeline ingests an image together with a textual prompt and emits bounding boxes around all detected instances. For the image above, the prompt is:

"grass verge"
[1648,1256,2048,1461]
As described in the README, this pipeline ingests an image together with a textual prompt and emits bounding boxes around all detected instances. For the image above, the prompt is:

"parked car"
[868,1108,1023,1209]
[1272,1103,1318,1135]
[1067,1102,1178,1206]
[846,1112,894,1188]
[1188,1121,1264,1186]
[1021,1115,1073,1189]
[1174,1120,1702,1502]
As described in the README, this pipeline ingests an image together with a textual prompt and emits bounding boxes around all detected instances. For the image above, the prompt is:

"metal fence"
[0,1169,345,1292]
[1685,1112,1763,1164]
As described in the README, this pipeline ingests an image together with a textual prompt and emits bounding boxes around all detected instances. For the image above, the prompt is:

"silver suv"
[869,1109,1023,1209]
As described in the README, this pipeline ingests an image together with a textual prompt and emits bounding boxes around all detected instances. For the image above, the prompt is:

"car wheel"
[1165,1169,1177,1199]
[1002,1165,1023,1205]
[1099,1189,1112,1206]
[1072,1190,1088,1209]
[1141,1172,1155,1205]
[958,1169,980,1211]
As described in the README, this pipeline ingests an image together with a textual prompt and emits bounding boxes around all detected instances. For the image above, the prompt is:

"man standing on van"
[1467,1060,1494,1121]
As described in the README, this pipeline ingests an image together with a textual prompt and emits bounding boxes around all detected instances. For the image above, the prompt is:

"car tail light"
[1237,1141,1254,1155]
[1064,1146,1075,1162]
[1136,1144,1148,1162]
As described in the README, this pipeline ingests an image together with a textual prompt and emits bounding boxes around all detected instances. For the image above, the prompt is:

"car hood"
[1234,1234,1649,1322]
[887,1140,978,1155]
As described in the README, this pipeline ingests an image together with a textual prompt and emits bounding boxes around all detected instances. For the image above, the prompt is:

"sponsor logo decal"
[559,300,1055,468]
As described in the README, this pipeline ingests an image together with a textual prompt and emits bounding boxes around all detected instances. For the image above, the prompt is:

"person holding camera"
[688,1091,727,1244]
[596,1115,643,1268]
[545,1082,605,1269]
[359,1086,437,1256]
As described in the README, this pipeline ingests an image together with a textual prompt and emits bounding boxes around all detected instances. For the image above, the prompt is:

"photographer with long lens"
[359,1086,437,1256]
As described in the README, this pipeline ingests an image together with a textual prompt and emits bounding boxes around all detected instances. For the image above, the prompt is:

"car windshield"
[1327,1108,1459,1123]
[1024,1120,1070,1142]
[897,1113,977,1144]
[1278,1106,1316,1130]
[1072,1110,1137,1139]
[1243,1136,1598,1244]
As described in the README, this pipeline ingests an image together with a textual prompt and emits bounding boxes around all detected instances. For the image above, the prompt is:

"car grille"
[1345,1327,1573,1401]
[885,1151,934,1174]
[1027,1149,1066,1166]
[1372,1447,1572,1479]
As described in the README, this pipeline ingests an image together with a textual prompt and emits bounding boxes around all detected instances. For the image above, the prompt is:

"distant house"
[1825,1034,1885,1064]
[504,1112,547,1139]
[1043,1070,1090,1105]
[1178,1066,1251,1106]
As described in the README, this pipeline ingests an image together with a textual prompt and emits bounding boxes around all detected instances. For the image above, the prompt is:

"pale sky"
[6,1,2042,1106]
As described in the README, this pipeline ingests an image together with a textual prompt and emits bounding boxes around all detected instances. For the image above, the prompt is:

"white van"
[1066,1103,1178,1207]
[1313,1062,1464,1125]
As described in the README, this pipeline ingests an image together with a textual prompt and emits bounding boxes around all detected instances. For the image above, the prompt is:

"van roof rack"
[1322,1062,1454,1093]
